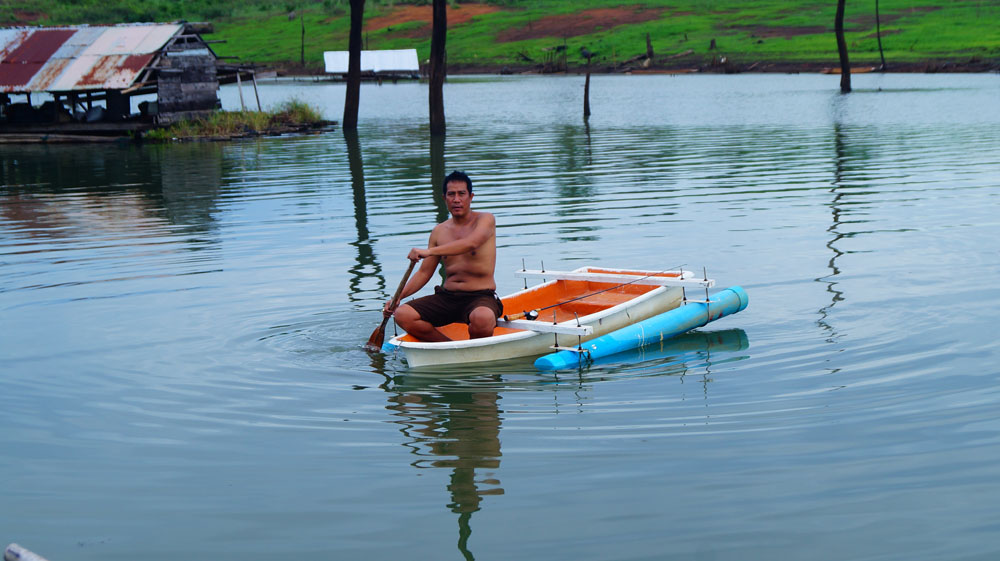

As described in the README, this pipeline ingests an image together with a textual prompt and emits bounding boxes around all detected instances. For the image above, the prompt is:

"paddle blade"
[365,260,415,353]
[365,318,389,352]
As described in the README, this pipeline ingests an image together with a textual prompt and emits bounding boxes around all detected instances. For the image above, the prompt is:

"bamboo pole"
[251,71,262,111]
[236,71,247,111]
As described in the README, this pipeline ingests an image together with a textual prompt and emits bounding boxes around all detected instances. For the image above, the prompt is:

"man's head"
[442,170,474,219]
[442,170,472,195]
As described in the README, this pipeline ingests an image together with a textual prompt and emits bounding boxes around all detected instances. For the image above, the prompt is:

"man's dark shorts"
[405,286,504,327]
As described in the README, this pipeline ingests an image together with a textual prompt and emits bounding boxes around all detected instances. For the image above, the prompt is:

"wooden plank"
[514,269,715,288]
[495,318,593,336]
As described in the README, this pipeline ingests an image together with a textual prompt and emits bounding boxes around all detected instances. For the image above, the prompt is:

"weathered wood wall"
[157,33,220,121]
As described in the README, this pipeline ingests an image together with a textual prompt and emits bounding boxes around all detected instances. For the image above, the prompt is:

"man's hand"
[383,299,396,318]
[407,247,431,261]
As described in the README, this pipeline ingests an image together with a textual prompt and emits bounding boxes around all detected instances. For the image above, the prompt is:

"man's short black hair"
[443,170,472,194]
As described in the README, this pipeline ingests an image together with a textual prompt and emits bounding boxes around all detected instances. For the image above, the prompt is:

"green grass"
[5,0,999,69]
[204,0,1000,68]
[144,99,324,141]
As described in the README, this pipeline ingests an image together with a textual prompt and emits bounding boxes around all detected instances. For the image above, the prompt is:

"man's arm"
[409,213,495,259]
[398,253,439,300]
[383,229,442,316]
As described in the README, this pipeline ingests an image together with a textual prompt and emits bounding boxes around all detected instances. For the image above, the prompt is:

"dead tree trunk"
[835,0,851,93]
[300,13,305,66]
[429,0,447,136]
[342,0,364,131]
[875,0,887,71]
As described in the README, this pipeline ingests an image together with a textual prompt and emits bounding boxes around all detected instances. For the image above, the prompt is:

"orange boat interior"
[394,268,683,342]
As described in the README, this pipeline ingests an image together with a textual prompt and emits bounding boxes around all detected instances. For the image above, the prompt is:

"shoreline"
[271,57,1000,78]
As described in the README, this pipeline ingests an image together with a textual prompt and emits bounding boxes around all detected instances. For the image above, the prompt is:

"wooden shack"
[0,22,245,138]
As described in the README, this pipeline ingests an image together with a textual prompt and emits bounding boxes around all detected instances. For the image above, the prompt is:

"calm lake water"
[2,73,1000,560]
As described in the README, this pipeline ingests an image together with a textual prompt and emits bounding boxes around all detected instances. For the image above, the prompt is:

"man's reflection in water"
[386,379,504,560]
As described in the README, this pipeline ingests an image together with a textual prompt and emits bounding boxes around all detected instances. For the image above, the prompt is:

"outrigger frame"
[513,268,714,289]
[497,267,714,339]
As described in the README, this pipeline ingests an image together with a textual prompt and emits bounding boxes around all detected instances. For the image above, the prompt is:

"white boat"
[383,266,714,368]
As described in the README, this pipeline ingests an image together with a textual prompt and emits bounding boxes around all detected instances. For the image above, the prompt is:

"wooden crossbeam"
[514,269,715,288]
[495,318,593,336]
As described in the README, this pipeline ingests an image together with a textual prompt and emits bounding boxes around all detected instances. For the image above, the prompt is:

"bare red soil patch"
[848,6,939,29]
[496,6,666,43]
[12,11,43,24]
[363,3,500,32]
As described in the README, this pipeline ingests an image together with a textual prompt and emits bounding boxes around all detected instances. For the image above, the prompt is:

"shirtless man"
[383,171,501,341]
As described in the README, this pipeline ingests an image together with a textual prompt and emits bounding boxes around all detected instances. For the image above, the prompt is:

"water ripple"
[3,74,1000,560]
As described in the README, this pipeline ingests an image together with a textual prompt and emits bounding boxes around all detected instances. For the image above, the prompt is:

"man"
[383,170,502,341]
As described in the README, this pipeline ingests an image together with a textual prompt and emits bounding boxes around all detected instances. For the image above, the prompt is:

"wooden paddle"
[365,260,416,352]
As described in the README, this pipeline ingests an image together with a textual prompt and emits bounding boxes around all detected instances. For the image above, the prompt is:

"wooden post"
[835,0,851,93]
[251,71,262,111]
[583,60,591,119]
[236,71,247,111]
[429,0,447,136]
[343,0,365,131]
[875,0,887,71]
[646,32,654,59]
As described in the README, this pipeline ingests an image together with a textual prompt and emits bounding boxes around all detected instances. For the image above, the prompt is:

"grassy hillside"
[5,1,999,72]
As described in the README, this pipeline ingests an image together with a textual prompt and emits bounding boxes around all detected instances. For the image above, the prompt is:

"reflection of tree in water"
[817,123,851,342]
[553,123,599,242]
[429,134,450,284]
[344,127,449,291]
[386,382,503,561]
[429,133,449,226]
[345,131,385,305]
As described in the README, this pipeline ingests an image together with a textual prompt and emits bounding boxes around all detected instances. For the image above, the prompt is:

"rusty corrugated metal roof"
[0,23,184,94]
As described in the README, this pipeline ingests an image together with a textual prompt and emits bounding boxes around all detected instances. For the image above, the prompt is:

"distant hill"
[5,1,999,73]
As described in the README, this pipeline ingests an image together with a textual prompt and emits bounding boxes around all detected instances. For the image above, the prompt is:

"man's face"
[445,180,473,218]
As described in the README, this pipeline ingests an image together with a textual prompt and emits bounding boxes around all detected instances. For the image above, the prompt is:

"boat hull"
[384,267,687,368]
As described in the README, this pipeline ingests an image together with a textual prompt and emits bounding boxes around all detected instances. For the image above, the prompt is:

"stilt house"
[0,22,236,135]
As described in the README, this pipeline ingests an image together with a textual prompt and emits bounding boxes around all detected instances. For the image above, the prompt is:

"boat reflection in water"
[382,328,748,559]
[573,328,750,372]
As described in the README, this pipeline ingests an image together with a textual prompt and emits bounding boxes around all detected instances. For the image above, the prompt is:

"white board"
[323,49,419,74]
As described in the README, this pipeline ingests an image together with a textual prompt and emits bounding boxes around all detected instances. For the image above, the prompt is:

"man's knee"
[394,304,420,329]
[468,307,497,338]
